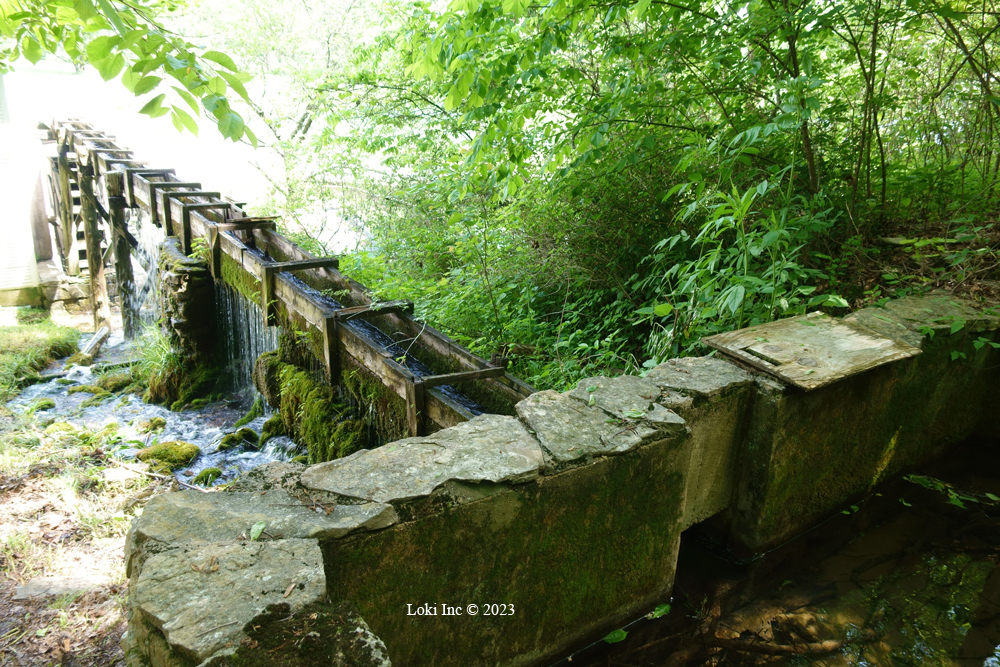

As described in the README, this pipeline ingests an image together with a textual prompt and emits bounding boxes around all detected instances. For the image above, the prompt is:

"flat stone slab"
[301,414,544,503]
[703,311,921,390]
[229,461,306,493]
[517,389,680,468]
[645,356,752,398]
[567,375,686,430]
[133,489,397,545]
[13,574,108,600]
[134,539,324,662]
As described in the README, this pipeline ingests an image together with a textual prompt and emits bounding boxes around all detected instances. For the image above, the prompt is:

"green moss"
[278,364,357,464]
[259,412,286,447]
[81,393,114,408]
[44,422,76,435]
[341,365,409,444]
[55,378,73,385]
[31,398,56,411]
[188,397,211,409]
[252,351,283,406]
[136,440,199,471]
[96,370,133,393]
[234,396,263,428]
[193,467,222,486]
[137,417,166,433]
[67,384,108,395]
[66,352,93,367]
[219,427,259,451]
[220,252,262,303]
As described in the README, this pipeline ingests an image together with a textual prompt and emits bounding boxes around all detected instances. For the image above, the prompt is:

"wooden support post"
[77,163,112,331]
[322,316,340,383]
[105,171,136,339]
[174,199,230,255]
[407,378,426,437]
[56,148,79,275]
[261,266,276,326]
[123,168,174,207]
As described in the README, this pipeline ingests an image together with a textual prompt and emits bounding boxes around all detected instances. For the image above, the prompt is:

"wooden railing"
[43,120,534,435]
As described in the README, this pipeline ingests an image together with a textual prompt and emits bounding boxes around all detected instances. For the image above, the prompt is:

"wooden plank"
[77,164,112,330]
[334,300,414,321]
[216,221,276,232]
[124,168,175,207]
[56,149,79,275]
[419,367,507,388]
[269,258,339,272]
[703,311,922,391]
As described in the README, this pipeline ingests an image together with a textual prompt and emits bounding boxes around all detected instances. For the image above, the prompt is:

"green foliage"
[132,325,219,409]
[226,0,1000,389]
[0,0,254,141]
[0,313,78,402]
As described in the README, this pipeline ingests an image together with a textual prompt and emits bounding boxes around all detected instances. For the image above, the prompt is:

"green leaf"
[250,521,266,541]
[171,106,198,134]
[653,303,673,317]
[651,603,671,618]
[218,112,245,141]
[96,53,125,81]
[94,0,128,34]
[133,75,162,96]
[823,296,850,308]
[586,385,598,392]
[604,629,628,644]
[244,125,259,149]
[138,93,168,118]
[986,493,1000,502]
[201,50,239,72]
[21,36,42,64]
[73,0,98,20]
[501,0,529,16]
[172,86,200,114]
[949,319,965,335]
[218,70,249,102]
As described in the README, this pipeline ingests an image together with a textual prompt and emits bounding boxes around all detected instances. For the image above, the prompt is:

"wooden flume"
[42,120,534,436]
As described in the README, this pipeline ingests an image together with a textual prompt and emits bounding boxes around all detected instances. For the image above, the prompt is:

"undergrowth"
[0,309,78,403]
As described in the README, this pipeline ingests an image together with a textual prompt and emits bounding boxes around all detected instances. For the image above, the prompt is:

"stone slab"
[703,311,921,390]
[645,356,753,398]
[300,414,544,503]
[566,375,686,430]
[228,461,306,493]
[517,389,680,468]
[134,539,324,662]
[132,489,397,546]
[13,574,108,600]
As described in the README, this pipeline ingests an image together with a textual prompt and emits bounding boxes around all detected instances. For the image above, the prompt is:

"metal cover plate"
[702,311,921,390]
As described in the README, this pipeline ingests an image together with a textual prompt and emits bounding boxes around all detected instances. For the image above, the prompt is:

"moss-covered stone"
[324,435,688,666]
[136,441,200,471]
[137,417,167,433]
[259,413,286,447]
[193,467,222,486]
[66,352,93,367]
[341,365,408,445]
[55,378,73,385]
[67,384,107,396]
[278,364,360,464]
[234,396,263,428]
[97,370,134,393]
[44,421,76,435]
[252,351,283,407]
[219,428,259,451]
[31,398,55,411]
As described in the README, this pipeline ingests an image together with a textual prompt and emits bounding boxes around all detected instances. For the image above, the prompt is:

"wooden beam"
[215,220,276,232]
[334,300,414,321]
[77,164,112,330]
[419,366,507,388]
[123,168,174,207]
[56,149,78,275]
[268,258,339,272]
[105,171,136,339]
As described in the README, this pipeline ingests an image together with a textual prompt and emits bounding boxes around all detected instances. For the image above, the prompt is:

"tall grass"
[0,309,78,402]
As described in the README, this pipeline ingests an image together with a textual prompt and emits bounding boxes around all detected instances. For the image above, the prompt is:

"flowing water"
[6,333,294,487]
[214,281,279,407]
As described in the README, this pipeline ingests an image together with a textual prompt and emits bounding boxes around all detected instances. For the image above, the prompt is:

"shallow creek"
[555,436,1000,667]
[6,333,294,487]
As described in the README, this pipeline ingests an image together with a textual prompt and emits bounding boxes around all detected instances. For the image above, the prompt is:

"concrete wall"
[122,292,1000,667]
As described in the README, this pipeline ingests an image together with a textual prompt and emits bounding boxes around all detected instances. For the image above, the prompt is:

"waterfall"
[122,207,165,332]
[214,281,279,407]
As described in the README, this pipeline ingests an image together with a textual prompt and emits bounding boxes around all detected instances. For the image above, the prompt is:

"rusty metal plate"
[702,311,921,390]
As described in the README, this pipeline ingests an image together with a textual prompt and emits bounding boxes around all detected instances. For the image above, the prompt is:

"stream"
[6,331,294,487]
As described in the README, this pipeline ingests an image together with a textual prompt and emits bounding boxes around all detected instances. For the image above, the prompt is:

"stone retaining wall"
[123,292,1000,667]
